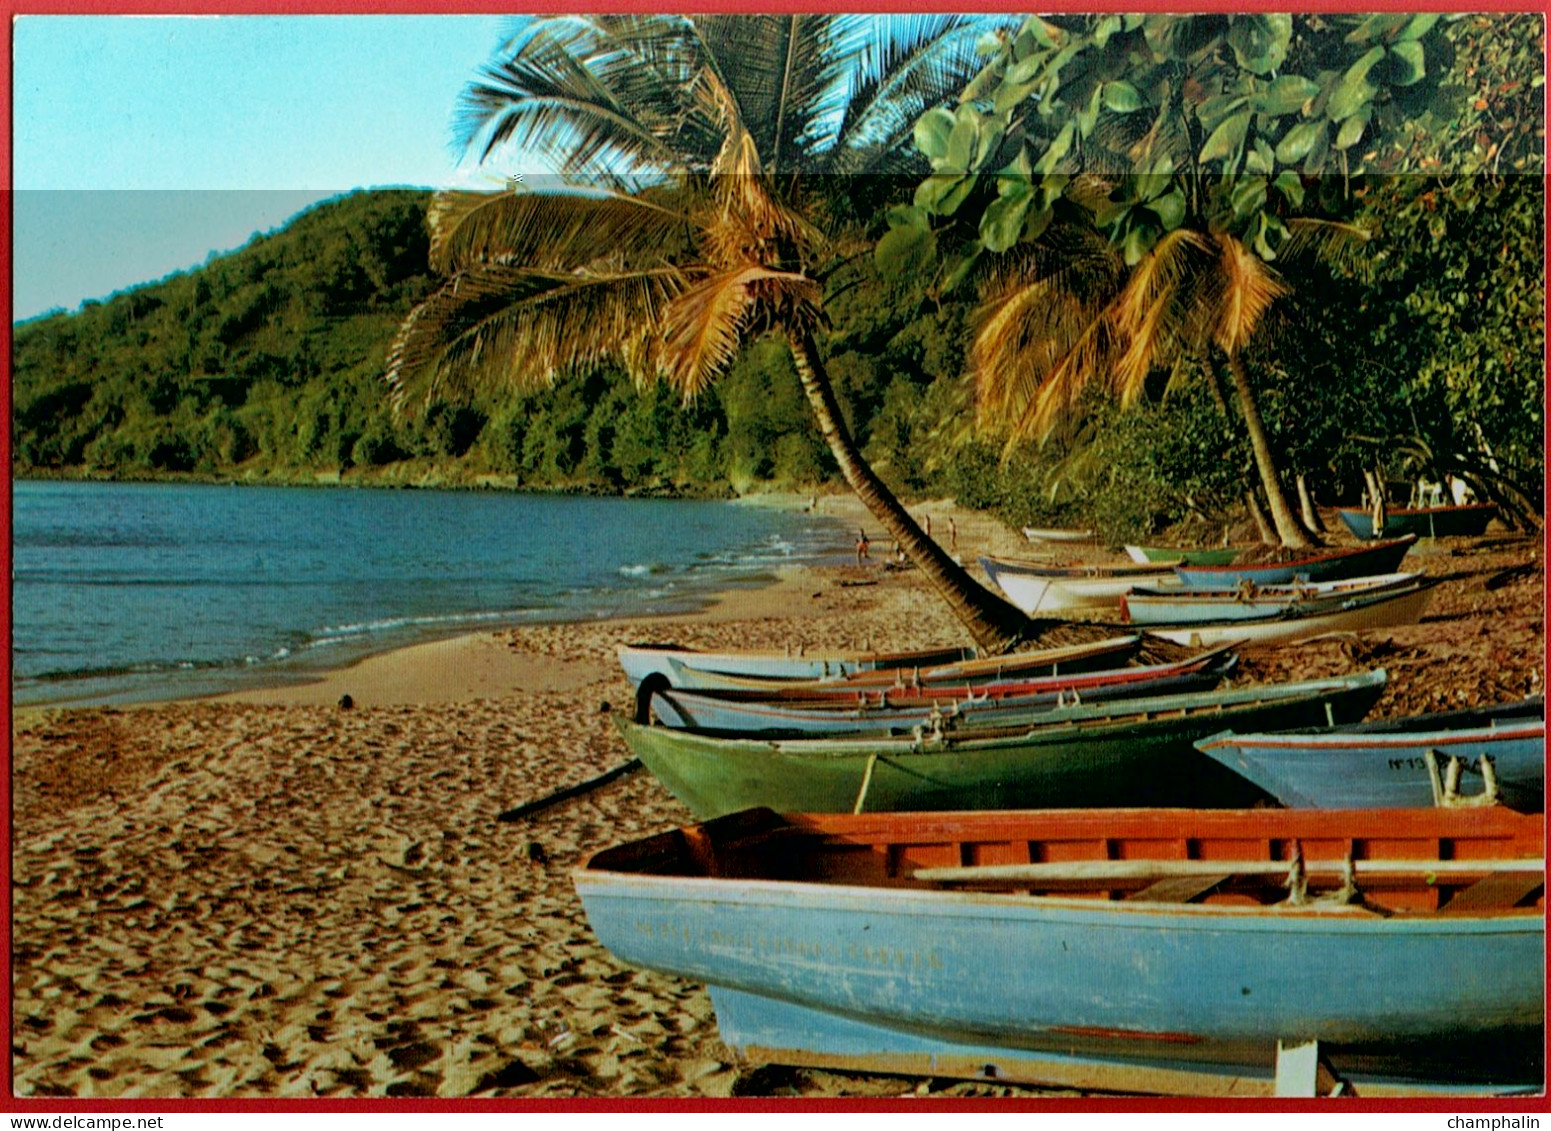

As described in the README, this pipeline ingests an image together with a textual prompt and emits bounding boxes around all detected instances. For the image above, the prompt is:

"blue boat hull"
[1338,505,1497,540]
[1197,712,1545,811]
[578,870,1544,1093]
[707,987,1541,1097]
[1174,536,1416,588]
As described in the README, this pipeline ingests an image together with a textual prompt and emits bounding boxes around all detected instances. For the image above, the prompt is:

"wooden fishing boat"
[1337,503,1497,541]
[980,556,1177,614]
[654,644,1237,707]
[647,649,1238,737]
[1125,544,1247,566]
[1139,580,1436,648]
[615,670,1388,817]
[1173,535,1417,588]
[1196,697,1545,811]
[575,805,1545,1096]
[661,634,1142,694]
[618,642,977,688]
[1023,526,1094,543]
[1120,572,1423,626]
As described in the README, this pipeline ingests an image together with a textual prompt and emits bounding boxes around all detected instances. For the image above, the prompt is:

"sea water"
[11,480,850,707]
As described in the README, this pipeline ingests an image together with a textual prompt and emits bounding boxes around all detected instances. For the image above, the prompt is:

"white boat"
[980,555,1176,614]
[1142,580,1438,647]
[1122,572,1425,625]
[1023,526,1094,543]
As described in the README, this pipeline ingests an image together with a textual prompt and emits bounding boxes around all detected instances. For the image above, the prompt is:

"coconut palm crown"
[387,13,1043,651]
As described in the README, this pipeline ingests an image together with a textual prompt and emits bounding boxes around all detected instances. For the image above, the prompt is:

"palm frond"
[828,14,995,174]
[1108,228,1210,402]
[1209,233,1287,357]
[689,68,828,266]
[387,265,690,412]
[426,188,695,276]
[970,225,1126,443]
[661,266,822,399]
[457,16,706,180]
[694,15,835,175]
[1281,217,1375,280]
[1016,307,1121,448]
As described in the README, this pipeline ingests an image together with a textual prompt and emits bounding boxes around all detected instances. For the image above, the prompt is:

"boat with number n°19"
[1119,572,1423,626]
[979,556,1178,614]
[1194,697,1546,812]
[1124,544,1249,566]
[1172,535,1418,588]
[645,648,1239,737]
[614,670,1389,818]
[1336,503,1498,541]
[1135,579,1437,649]
[574,805,1545,1097]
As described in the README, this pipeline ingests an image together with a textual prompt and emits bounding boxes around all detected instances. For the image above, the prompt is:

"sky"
[11,15,519,321]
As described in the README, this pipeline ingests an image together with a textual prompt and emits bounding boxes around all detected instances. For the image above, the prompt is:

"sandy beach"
[11,496,1544,1099]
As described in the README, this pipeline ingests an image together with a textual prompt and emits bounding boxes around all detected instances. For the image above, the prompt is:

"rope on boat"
[497,759,643,823]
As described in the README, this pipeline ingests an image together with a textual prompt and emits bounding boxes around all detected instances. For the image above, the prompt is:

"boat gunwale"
[669,635,1144,691]
[619,642,975,665]
[1335,503,1498,518]
[572,861,1544,928]
[1197,722,1546,753]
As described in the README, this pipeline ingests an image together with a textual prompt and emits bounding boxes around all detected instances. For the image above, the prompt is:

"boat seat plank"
[1439,872,1545,915]
[1126,874,1231,903]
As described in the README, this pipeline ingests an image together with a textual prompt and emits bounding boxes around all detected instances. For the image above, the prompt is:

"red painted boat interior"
[584,808,1546,917]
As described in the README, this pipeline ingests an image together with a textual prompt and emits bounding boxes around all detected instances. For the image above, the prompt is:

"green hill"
[11,187,971,497]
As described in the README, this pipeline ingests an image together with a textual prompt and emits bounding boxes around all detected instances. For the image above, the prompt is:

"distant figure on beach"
[923,514,933,539]
[949,517,958,553]
[855,529,870,563]
[809,496,819,513]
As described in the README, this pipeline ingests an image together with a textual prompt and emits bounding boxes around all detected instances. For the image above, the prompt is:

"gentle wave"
[314,608,536,640]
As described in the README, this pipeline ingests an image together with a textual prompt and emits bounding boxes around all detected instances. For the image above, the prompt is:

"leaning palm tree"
[387,14,1041,651]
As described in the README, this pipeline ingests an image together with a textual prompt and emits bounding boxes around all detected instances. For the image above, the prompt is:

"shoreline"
[14,492,1030,717]
[192,493,1034,709]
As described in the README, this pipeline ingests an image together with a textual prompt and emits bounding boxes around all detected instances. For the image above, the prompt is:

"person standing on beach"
[855,529,870,563]
[949,516,958,553]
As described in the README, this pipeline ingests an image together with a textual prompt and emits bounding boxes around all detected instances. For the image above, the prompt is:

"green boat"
[617,670,1389,818]
[1124,544,1247,566]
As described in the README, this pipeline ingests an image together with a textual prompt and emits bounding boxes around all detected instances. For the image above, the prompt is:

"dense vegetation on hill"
[12,14,1543,542]
[12,185,977,499]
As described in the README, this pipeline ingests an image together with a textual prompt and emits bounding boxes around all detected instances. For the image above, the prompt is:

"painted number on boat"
[1388,756,1482,772]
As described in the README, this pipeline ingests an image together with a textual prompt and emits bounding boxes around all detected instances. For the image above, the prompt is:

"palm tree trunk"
[1296,473,1326,533]
[1224,352,1315,548]
[1245,489,1276,544]
[787,330,1036,653]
